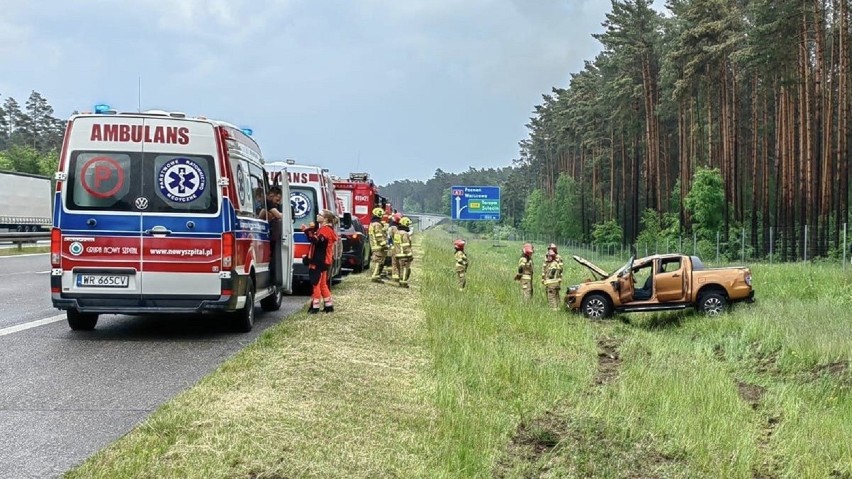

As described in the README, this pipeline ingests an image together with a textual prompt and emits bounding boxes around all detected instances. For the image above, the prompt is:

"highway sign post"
[450,186,500,221]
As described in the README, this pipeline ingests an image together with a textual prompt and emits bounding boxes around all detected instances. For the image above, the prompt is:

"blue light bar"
[94,104,111,114]
[241,128,253,137]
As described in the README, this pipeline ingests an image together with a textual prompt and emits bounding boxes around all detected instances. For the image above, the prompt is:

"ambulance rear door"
[138,117,223,299]
[60,116,145,302]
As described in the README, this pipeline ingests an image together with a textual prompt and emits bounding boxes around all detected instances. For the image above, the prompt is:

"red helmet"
[453,239,465,250]
[522,243,534,256]
[548,243,558,253]
[392,213,402,222]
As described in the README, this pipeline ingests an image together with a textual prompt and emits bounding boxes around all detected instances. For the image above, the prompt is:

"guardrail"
[0,232,51,249]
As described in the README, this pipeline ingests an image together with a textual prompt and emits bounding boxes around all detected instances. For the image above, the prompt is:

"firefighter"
[454,239,469,290]
[388,213,402,283]
[515,243,534,301]
[380,214,391,279]
[542,250,563,310]
[395,216,414,288]
[368,207,388,283]
[301,209,339,313]
[548,243,564,269]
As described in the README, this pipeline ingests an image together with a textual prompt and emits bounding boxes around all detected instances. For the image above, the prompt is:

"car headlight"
[567,285,579,294]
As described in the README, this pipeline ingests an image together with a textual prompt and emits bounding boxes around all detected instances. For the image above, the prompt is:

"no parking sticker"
[158,158,207,203]
[81,156,126,199]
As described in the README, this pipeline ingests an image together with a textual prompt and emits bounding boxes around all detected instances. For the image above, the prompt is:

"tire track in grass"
[496,334,626,476]
[735,379,782,479]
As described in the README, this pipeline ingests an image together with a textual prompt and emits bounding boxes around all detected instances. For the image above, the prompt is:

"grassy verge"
[0,245,48,256]
[65,229,851,478]
[66,248,437,478]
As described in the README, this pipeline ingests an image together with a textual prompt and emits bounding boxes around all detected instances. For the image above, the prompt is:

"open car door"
[616,257,634,303]
[277,174,294,294]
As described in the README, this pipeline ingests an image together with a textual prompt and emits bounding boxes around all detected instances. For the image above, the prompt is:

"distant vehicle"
[50,108,293,332]
[332,172,390,226]
[266,160,343,286]
[0,170,52,232]
[565,253,755,319]
[339,216,371,274]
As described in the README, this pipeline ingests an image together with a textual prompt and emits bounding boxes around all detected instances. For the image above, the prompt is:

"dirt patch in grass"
[736,380,766,410]
[713,344,726,361]
[495,412,686,478]
[751,413,783,479]
[811,361,849,381]
[595,336,622,386]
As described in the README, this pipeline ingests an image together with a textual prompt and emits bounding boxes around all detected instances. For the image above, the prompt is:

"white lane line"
[0,253,50,259]
[0,314,66,337]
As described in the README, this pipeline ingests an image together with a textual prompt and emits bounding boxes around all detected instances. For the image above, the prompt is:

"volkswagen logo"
[135,197,149,210]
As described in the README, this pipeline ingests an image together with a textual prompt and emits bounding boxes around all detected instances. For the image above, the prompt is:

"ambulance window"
[290,186,317,230]
[248,163,267,218]
[148,154,217,213]
[66,152,135,211]
[231,159,255,216]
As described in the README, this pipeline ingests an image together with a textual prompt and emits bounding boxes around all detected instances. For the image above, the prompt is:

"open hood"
[572,255,609,280]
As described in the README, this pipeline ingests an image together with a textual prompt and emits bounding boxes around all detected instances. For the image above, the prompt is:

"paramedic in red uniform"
[301,209,339,313]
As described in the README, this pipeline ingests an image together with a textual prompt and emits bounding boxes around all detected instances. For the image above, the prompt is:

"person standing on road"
[454,239,469,290]
[395,216,414,288]
[542,250,563,310]
[301,209,339,313]
[369,207,389,283]
[515,243,534,301]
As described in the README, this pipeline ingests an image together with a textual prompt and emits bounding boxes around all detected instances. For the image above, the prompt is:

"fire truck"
[332,173,390,225]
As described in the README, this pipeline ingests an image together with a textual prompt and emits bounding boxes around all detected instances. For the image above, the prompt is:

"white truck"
[0,171,52,231]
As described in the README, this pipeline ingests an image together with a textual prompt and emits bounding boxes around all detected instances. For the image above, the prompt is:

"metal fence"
[505,223,851,268]
[0,232,50,250]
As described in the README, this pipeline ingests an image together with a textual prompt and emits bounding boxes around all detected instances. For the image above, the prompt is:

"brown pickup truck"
[564,254,754,319]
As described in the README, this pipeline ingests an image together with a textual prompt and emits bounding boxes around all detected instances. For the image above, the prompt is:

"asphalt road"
[0,253,306,478]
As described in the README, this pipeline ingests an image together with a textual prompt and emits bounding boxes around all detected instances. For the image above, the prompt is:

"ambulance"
[266,160,343,286]
[50,107,294,332]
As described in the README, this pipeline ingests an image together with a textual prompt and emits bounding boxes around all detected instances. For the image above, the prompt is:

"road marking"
[0,314,65,337]
[0,253,50,259]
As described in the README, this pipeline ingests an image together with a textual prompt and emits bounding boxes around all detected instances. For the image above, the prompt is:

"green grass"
[64,229,851,478]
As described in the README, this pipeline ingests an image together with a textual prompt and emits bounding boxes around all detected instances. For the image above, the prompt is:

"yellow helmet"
[372,207,385,217]
[399,216,412,227]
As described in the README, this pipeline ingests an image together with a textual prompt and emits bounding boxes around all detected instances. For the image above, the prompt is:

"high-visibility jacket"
[518,255,533,280]
[369,220,387,249]
[455,250,468,272]
[542,259,563,286]
[394,228,412,258]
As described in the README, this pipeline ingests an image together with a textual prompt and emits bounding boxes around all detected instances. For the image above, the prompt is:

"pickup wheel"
[698,291,727,316]
[66,310,98,331]
[581,294,612,320]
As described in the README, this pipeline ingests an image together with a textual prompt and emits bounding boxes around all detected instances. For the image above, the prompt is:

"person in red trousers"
[301,209,339,313]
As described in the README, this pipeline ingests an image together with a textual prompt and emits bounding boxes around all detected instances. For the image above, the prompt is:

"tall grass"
[421,229,851,478]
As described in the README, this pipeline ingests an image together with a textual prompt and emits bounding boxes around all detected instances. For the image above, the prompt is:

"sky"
[0,0,664,185]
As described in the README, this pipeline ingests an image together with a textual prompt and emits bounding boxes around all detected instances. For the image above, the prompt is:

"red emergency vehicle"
[332,173,389,226]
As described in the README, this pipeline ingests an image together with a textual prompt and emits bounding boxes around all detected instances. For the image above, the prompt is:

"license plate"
[76,274,129,288]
